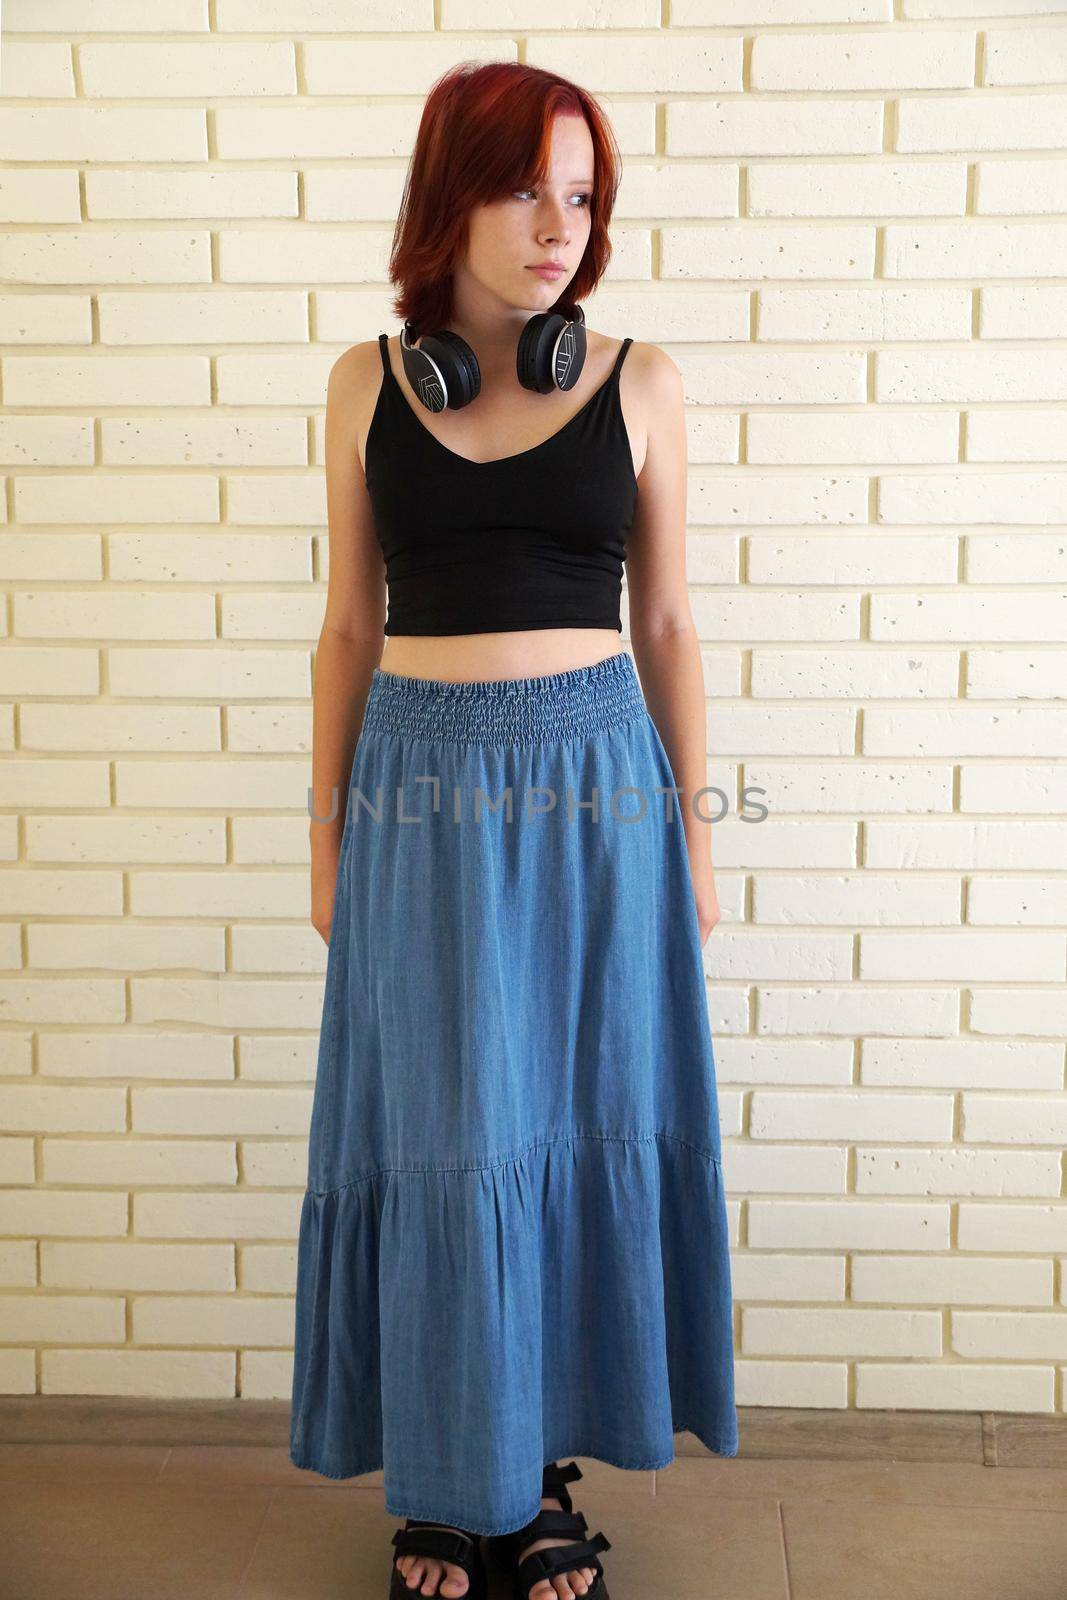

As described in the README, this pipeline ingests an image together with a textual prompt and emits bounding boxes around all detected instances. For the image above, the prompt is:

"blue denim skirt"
[289,649,737,1535]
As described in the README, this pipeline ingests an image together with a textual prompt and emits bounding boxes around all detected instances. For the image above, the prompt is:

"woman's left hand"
[687,852,721,946]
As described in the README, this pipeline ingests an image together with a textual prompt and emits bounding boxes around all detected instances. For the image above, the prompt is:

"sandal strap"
[391,1523,479,1568]
[515,1509,588,1543]
[518,1530,611,1590]
[542,1458,583,1513]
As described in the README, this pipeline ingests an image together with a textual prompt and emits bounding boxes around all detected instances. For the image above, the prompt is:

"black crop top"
[364,331,638,636]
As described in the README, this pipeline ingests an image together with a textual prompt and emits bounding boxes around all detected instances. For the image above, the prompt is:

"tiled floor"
[2,1429,1067,1600]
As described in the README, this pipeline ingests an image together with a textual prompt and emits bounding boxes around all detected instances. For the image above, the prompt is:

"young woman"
[289,61,738,1600]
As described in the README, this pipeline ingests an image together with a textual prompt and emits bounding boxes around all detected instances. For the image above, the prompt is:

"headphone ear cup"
[427,329,481,409]
[401,329,481,412]
[516,308,587,395]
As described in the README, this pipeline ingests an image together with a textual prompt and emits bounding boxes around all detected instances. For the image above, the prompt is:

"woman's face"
[461,112,595,316]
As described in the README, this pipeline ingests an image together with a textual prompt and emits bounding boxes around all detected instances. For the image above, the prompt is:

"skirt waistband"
[360,650,647,745]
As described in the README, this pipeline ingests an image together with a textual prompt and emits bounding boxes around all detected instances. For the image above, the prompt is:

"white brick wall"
[1,4,1066,1420]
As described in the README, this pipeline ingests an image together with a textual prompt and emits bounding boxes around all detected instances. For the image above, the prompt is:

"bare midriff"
[377,628,626,684]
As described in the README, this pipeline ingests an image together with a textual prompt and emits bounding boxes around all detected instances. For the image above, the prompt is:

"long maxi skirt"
[289,649,738,1536]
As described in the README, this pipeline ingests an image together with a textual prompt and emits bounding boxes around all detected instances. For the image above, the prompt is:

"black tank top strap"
[377,330,392,379]
[609,336,633,383]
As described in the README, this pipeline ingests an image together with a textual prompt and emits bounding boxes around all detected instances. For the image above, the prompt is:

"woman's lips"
[528,265,566,280]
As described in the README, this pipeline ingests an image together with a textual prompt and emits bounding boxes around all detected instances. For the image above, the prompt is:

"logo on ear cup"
[554,326,577,387]
[417,374,445,411]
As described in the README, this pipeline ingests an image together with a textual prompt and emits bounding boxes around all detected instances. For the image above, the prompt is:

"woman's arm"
[310,341,388,944]
[623,342,720,946]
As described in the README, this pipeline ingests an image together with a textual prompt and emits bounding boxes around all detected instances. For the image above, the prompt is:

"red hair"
[387,61,622,337]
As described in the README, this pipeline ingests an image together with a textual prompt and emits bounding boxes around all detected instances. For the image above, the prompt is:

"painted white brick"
[881,472,1066,526]
[862,1039,1063,1090]
[966,402,1067,453]
[726,1144,848,1193]
[612,164,739,222]
[133,1296,294,1346]
[959,761,1067,812]
[872,593,1067,642]
[98,291,308,346]
[864,707,1067,757]
[753,874,960,926]
[0,230,212,287]
[216,0,426,27]
[5,357,210,410]
[865,819,1067,869]
[689,473,867,527]
[0,412,92,464]
[667,101,882,159]
[879,348,1067,402]
[747,409,960,465]
[986,28,1067,87]
[749,166,966,220]
[729,1254,845,1303]
[860,931,1064,982]
[748,1200,950,1250]
[134,1190,300,1239]
[743,1307,942,1357]
[87,170,298,222]
[0,107,207,161]
[6,1,209,28]
[896,94,1067,156]
[80,43,296,98]
[1,1190,127,1236]
[978,166,1067,220]
[856,1147,1061,1197]
[967,879,1067,926]
[101,417,307,466]
[43,1141,236,1188]
[748,535,958,586]
[306,36,512,96]
[758,987,960,1039]
[691,593,861,641]
[752,650,959,700]
[958,1204,1067,1252]
[41,1241,234,1291]
[214,351,333,405]
[857,1362,1053,1413]
[715,1040,854,1086]
[851,1255,1052,1306]
[952,1313,1067,1359]
[746,763,953,814]
[751,30,974,92]
[751,1090,953,1143]
[706,706,855,756]
[709,819,857,870]
[36,1031,234,1081]
[757,287,970,342]
[1,42,75,97]
[41,1349,235,1397]
[733,1359,848,1410]
[2,1296,125,1342]
[970,990,1067,1039]
[0,296,90,344]
[967,534,1067,583]
[962,1097,1067,1147]
[0,170,80,223]
[214,108,414,163]
[965,653,1067,700]
[15,475,219,526]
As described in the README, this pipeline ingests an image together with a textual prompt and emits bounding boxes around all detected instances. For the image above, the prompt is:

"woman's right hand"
[310,837,342,946]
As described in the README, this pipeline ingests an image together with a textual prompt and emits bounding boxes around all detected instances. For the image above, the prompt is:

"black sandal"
[389,1518,488,1599]
[492,1461,612,1599]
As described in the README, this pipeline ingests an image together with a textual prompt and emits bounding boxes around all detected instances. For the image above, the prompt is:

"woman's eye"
[514,189,591,207]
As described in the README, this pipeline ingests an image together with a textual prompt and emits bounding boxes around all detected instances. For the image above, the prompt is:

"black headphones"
[399,303,587,414]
